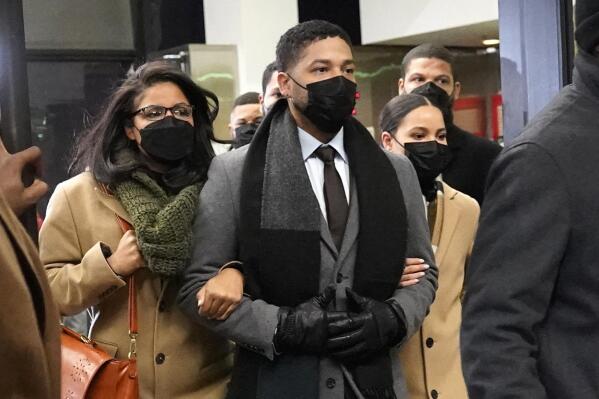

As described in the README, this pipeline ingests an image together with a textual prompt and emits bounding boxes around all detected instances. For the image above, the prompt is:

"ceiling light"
[482,38,500,46]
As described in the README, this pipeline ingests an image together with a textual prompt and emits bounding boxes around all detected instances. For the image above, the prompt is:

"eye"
[437,78,450,85]
[314,66,328,74]
[172,104,193,118]
[345,67,355,74]
[142,106,165,119]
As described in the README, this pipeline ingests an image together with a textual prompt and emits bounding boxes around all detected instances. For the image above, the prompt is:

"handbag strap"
[115,215,138,360]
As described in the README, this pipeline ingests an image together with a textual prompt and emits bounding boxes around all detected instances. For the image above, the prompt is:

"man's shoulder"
[450,125,502,154]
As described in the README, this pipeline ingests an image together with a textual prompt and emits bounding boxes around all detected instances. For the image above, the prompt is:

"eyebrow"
[309,59,355,67]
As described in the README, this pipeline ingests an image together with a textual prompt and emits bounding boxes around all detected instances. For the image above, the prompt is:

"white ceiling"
[375,20,499,48]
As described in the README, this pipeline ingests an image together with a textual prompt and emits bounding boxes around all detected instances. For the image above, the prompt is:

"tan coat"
[399,182,479,399]
[39,172,232,399]
[0,193,61,398]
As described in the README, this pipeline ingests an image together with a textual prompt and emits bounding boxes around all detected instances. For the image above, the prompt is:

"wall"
[204,0,298,93]
[360,0,498,45]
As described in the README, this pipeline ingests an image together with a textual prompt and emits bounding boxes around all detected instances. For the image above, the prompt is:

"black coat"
[461,50,599,399]
[443,124,501,204]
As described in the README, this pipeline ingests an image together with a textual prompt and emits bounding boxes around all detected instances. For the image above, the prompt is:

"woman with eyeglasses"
[379,94,479,399]
[39,61,241,398]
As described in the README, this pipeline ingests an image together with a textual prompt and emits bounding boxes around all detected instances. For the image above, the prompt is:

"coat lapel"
[434,183,461,267]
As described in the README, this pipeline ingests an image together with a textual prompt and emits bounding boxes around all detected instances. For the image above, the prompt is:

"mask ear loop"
[388,133,406,149]
[285,73,308,90]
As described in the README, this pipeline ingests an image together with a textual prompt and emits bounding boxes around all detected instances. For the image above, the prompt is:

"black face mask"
[233,123,258,149]
[139,117,195,162]
[400,140,453,200]
[411,82,455,126]
[288,74,357,135]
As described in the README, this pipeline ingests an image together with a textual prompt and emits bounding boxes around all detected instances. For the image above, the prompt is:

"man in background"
[260,61,282,114]
[229,91,263,148]
[398,43,502,204]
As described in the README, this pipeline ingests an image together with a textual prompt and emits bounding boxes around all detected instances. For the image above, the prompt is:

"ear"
[453,81,462,100]
[277,71,291,97]
[125,126,136,141]
[381,131,394,151]
[398,78,405,95]
[259,94,264,104]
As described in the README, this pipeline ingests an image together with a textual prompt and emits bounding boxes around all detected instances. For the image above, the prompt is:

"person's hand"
[274,286,348,355]
[400,258,429,287]
[326,288,406,363]
[196,268,244,320]
[0,143,48,216]
[106,230,145,277]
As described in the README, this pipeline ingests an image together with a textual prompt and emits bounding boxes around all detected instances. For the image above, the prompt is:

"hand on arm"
[400,257,429,287]
[196,265,244,320]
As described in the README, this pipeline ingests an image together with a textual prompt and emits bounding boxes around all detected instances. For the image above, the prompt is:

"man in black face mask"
[179,20,437,399]
[398,43,502,204]
[229,91,263,149]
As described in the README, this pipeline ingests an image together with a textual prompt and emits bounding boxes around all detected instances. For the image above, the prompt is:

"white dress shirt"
[298,127,351,222]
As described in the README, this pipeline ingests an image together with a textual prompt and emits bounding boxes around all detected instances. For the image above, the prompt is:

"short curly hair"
[276,20,352,72]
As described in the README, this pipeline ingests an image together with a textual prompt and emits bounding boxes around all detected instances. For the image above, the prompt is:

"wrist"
[219,260,244,275]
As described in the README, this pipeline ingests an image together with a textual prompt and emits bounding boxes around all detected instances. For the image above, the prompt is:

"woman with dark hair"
[39,61,241,398]
[380,94,479,399]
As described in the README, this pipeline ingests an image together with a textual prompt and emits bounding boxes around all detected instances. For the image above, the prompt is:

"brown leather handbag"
[60,217,139,398]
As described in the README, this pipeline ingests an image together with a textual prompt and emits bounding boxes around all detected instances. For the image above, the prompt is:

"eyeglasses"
[131,104,194,121]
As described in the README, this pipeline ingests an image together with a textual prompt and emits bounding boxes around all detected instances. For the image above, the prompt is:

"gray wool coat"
[178,143,437,398]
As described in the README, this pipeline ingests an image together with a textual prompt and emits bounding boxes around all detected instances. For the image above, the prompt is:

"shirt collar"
[298,126,348,163]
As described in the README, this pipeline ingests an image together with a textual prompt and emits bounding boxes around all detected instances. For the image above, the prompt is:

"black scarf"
[237,100,407,398]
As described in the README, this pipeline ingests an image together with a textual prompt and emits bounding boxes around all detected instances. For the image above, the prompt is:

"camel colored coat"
[0,193,60,398]
[399,182,479,399]
[39,172,232,399]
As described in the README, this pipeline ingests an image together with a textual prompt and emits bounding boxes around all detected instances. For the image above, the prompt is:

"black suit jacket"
[461,50,599,398]
[443,124,501,204]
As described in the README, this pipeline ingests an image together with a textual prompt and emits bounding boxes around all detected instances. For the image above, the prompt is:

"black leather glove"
[326,288,407,362]
[274,286,348,354]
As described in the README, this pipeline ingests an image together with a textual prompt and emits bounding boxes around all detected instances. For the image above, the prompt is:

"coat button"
[431,389,438,399]
[155,353,165,364]
[158,301,166,312]
[426,337,434,348]
[336,273,343,283]
[326,377,336,389]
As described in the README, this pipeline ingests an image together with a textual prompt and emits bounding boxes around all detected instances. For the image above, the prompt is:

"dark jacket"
[443,124,501,204]
[461,50,599,399]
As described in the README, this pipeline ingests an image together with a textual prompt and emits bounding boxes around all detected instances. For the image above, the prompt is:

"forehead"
[405,57,453,78]
[231,103,261,119]
[295,36,353,67]
[136,81,189,107]
[400,105,445,129]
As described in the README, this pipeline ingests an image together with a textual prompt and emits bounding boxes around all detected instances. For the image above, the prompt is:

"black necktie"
[314,146,349,250]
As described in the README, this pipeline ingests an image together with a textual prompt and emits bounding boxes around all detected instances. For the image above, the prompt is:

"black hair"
[276,20,352,72]
[261,61,278,93]
[401,43,456,79]
[233,91,260,107]
[69,60,218,190]
[379,94,431,134]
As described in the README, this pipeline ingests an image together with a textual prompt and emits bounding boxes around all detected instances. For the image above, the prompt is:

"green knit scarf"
[114,171,201,276]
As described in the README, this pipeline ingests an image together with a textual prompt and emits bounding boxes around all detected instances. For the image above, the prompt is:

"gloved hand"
[326,288,407,362]
[274,286,348,354]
